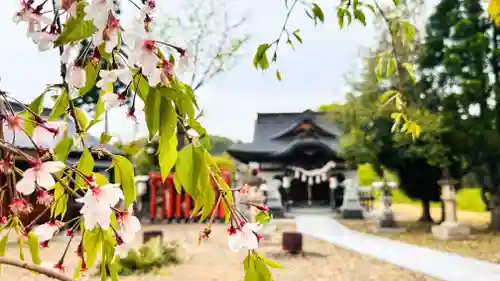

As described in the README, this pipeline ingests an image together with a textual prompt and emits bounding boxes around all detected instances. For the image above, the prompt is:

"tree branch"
[0,257,74,281]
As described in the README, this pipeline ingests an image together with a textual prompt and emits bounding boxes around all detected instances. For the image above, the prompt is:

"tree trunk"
[418,199,434,223]
[490,194,500,232]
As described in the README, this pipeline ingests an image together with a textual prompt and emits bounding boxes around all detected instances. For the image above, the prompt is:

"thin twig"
[0,257,74,281]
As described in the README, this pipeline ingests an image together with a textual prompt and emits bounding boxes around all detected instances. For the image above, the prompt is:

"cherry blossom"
[33,221,59,246]
[56,0,78,18]
[3,114,24,132]
[9,199,33,215]
[84,0,114,31]
[114,239,139,258]
[61,44,79,64]
[94,16,121,54]
[36,189,54,206]
[176,48,192,74]
[16,159,65,195]
[227,222,263,252]
[96,68,133,89]
[117,205,141,243]
[128,38,158,76]
[13,1,52,35]
[33,120,66,149]
[149,60,174,87]
[66,64,87,89]
[76,184,124,230]
[102,92,127,110]
[30,31,59,52]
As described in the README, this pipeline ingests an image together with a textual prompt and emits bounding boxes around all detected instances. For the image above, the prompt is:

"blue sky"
[0,0,434,143]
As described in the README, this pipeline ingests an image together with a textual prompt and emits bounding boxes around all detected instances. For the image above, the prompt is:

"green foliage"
[97,237,180,276]
[54,2,95,46]
[255,211,273,225]
[113,155,136,208]
[243,251,284,281]
[27,232,41,265]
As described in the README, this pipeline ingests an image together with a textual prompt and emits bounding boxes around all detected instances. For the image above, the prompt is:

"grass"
[384,188,487,213]
[341,204,500,263]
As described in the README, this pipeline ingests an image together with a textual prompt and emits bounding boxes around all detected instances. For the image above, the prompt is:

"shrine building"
[227,110,359,210]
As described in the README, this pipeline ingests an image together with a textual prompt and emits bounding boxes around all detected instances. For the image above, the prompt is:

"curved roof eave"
[269,117,340,140]
[270,138,341,157]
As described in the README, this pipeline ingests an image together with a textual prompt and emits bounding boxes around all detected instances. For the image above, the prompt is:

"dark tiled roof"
[228,110,343,163]
[5,101,121,154]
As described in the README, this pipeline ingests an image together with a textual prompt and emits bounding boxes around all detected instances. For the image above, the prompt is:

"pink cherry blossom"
[94,16,121,54]
[9,199,33,215]
[30,31,58,52]
[33,120,66,149]
[117,205,141,243]
[13,1,52,35]
[16,160,65,195]
[56,0,77,18]
[97,68,133,89]
[176,48,192,74]
[129,39,158,76]
[149,60,174,87]
[101,92,127,110]
[84,0,114,31]
[33,221,59,246]
[227,222,262,252]
[66,64,87,89]
[76,184,124,230]
[3,114,24,132]
[36,189,54,206]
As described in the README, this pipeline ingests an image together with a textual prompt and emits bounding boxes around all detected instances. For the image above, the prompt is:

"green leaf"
[158,98,178,180]
[100,131,112,144]
[292,29,303,44]
[255,211,273,225]
[53,137,74,161]
[276,70,282,81]
[0,232,8,273]
[403,62,416,83]
[363,3,376,14]
[258,254,285,269]
[113,155,136,208]
[74,107,89,131]
[175,144,200,197]
[27,232,41,265]
[79,62,100,96]
[76,148,95,188]
[354,9,366,25]
[130,71,149,101]
[18,236,25,261]
[386,56,396,78]
[145,87,162,139]
[88,95,105,130]
[253,44,270,70]
[312,3,325,24]
[83,228,102,268]
[392,0,400,6]
[48,89,70,121]
[54,2,95,46]
[337,8,346,28]
[94,172,110,186]
[24,93,46,136]
[52,182,68,218]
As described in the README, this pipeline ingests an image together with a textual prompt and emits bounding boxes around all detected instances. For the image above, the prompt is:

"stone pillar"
[339,177,364,220]
[372,180,405,232]
[329,177,338,210]
[431,173,470,240]
[264,178,286,218]
[134,175,150,219]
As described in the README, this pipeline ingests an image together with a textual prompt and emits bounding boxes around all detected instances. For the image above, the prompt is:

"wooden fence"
[148,170,231,223]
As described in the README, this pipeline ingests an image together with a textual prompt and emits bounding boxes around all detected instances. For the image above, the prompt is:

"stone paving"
[295,214,500,281]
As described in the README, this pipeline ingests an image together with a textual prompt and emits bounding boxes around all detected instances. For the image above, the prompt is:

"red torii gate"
[148,170,231,223]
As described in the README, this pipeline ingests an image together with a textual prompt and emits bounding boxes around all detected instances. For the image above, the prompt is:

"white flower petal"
[40,161,65,174]
[16,176,36,195]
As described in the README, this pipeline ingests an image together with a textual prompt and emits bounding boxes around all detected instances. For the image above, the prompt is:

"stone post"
[329,177,338,210]
[431,171,470,240]
[372,180,405,232]
[339,178,364,219]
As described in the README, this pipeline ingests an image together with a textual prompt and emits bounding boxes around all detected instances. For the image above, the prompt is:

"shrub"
[98,237,180,276]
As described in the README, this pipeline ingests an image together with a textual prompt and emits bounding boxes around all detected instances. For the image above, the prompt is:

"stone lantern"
[431,169,470,240]
[372,180,404,231]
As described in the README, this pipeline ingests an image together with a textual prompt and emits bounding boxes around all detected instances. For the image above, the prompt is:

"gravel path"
[1,223,436,281]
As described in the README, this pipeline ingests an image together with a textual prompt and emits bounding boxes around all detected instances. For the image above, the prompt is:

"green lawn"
[379,188,488,213]
[357,164,488,213]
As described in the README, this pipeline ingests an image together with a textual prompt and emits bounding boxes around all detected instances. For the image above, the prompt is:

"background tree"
[417,0,500,228]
